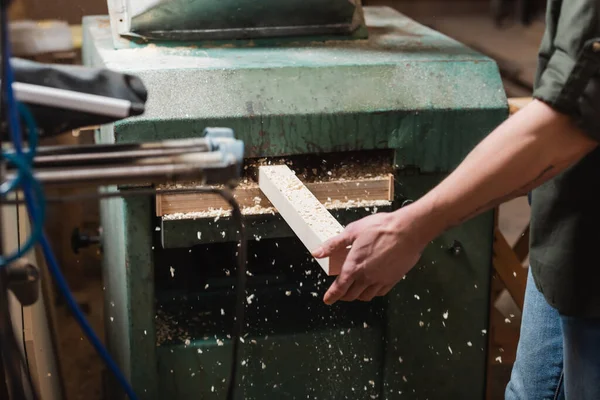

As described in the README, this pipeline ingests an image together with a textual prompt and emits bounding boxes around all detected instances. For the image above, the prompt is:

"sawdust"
[162,204,276,220]
[162,199,391,221]
[155,308,193,346]
[322,199,391,210]
[155,308,234,348]
[157,153,393,191]
[157,178,256,191]
[243,156,393,184]
[160,158,393,222]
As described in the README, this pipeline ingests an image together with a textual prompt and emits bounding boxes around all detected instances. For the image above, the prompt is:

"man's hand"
[312,100,597,306]
[312,208,429,305]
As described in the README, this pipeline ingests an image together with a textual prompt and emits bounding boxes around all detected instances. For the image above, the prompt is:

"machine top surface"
[85,6,506,170]
[86,7,488,72]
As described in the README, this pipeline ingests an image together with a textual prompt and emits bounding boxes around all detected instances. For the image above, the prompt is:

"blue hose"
[0,151,45,266]
[1,10,138,400]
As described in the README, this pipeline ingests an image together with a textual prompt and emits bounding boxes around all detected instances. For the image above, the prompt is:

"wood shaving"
[157,151,393,191]
[155,309,192,346]
[162,199,391,221]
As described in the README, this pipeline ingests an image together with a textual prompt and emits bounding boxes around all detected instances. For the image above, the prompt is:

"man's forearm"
[402,99,597,244]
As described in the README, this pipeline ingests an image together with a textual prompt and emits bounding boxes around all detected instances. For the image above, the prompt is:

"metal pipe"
[5,150,232,187]
[10,81,135,119]
[20,138,212,156]
[26,163,204,187]
[0,186,239,205]
[31,145,216,168]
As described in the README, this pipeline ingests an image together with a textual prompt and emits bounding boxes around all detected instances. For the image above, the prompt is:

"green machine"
[83,1,507,398]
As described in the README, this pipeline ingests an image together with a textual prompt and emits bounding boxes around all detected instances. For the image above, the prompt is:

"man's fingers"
[340,281,369,302]
[323,273,354,305]
[376,285,394,297]
[312,231,353,259]
[358,285,382,302]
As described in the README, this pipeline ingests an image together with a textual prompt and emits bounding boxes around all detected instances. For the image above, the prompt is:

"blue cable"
[0,151,45,265]
[0,11,44,266]
[1,11,138,400]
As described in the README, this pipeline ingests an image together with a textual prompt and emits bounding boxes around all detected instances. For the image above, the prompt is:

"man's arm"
[313,99,597,305]
[315,0,600,305]
[407,99,597,244]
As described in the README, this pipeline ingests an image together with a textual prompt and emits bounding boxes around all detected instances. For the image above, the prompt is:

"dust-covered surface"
[156,308,216,346]
[161,199,392,221]
[88,7,488,74]
[158,152,394,191]
[160,153,393,221]
[162,205,275,220]
[242,153,394,184]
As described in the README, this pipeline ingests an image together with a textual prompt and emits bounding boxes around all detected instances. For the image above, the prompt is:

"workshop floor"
[53,4,539,400]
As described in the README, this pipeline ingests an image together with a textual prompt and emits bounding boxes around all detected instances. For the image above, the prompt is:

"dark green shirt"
[530,0,600,317]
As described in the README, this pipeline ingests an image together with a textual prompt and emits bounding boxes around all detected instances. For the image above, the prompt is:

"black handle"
[71,227,101,254]
[7,260,40,306]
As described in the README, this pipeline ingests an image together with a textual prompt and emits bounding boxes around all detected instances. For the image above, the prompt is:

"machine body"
[83,5,507,399]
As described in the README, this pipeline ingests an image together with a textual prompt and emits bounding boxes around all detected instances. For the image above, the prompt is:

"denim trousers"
[505,269,600,400]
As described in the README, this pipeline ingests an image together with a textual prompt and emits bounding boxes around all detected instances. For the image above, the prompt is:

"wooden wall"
[9,0,107,24]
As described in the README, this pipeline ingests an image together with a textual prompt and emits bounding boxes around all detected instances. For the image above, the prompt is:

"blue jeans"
[505,269,600,400]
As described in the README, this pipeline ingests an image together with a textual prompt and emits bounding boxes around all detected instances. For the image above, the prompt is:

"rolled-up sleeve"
[534,0,600,141]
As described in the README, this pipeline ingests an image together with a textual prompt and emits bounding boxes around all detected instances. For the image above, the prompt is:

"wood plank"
[258,165,348,276]
[155,174,394,216]
[493,229,527,310]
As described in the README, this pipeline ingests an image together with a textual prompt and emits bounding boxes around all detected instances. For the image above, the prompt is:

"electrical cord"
[151,185,248,399]
[212,188,247,400]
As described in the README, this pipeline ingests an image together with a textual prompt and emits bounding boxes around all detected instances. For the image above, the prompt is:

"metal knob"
[7,259,40,306]
[71,227,101,254]
[448,240,464,256]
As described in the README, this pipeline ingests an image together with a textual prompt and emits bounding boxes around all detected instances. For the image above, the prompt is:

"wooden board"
[258,165,349,276]
[156,174,394,216]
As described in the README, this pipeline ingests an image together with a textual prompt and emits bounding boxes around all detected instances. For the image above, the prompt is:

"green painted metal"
[150,175,494,400]
[85,6,504,399]
[100,191,158,399]
[157,328,384,399]
[382,175,494,399]
[152,230,387,400]
[83,7,507,172]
